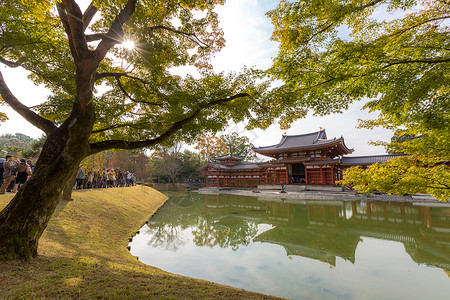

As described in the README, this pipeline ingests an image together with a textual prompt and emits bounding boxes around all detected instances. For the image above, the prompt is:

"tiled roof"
[253,129,352,154]
[213,154,244,161]
[302,155,402,166]
[254,130,327,152]
[303,159,340,165]
[204,161,260,170]
[340,154,403,165]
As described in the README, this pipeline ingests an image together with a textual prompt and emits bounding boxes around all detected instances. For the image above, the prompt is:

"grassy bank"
[0,186,278,299]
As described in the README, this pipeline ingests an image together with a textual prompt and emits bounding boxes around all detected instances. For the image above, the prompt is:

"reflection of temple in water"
[203,195,450,270]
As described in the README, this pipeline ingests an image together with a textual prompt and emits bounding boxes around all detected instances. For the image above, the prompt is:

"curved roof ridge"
[281,129,325,139]
[276,135,288,148]
[313,129,326,143]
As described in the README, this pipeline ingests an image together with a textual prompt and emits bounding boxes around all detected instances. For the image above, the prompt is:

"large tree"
[0,0,270,260]
[220,132,256,161]
[266,0,449,200]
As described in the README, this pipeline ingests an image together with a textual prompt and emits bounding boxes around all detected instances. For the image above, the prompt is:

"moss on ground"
[0,186,279,299]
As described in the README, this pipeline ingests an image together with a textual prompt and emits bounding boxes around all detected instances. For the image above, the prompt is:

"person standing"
[13,159,32,193]
[76,167,85,189]
[0,158,5,187]
[0,155,19,194]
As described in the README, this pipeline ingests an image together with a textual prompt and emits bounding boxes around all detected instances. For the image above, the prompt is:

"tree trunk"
[60,172,77,201]
[0,128,89,260]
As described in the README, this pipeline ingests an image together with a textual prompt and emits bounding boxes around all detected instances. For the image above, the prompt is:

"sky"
[0,0,393,156]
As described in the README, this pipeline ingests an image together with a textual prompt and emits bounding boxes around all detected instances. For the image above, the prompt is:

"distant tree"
[179,150,206,181]
[194,136,228,160]
[21,135,46,159]
[220,132,256,161]
[0,133,40,158]
[81,151,111,173]
[150,148,182,183]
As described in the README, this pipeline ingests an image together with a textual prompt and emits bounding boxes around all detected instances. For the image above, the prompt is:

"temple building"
[201,129,399,188]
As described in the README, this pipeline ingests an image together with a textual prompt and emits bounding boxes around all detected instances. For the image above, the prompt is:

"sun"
[122,40,135,50]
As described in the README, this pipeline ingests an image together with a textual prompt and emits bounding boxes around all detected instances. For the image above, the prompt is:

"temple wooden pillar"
[331,166,335,185]
[285,166,289,184]
[320,166,325,184]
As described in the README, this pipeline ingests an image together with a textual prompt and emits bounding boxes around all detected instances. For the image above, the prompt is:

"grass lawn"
[0,185,279,299]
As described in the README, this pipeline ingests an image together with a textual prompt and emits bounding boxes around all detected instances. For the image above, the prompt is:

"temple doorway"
[290,163,306,184]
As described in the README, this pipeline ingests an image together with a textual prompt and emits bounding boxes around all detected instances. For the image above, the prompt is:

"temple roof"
[302,155,402,166]
[339,154,403,166]
[253,129,353,154]
[200,161,260,171]
[213,154,244,161]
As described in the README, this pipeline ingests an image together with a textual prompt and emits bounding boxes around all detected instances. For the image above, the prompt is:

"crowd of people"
[74,167,137,189]
[0,154,34,194]
[0,154,138,194]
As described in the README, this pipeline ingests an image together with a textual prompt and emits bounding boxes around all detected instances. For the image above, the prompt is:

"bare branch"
[0,71,56,134]
[89,92,249,154]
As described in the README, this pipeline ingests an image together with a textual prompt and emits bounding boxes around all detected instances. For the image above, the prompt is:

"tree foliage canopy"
[0,0,272,153]
[267,0,449,130]
[0,0,285,260]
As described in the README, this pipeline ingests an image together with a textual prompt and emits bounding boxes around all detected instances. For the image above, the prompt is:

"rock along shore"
[197,187,449,206]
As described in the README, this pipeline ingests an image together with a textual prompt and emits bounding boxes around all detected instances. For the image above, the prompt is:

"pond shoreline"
[197,188,448,206]
[0,186,278,299]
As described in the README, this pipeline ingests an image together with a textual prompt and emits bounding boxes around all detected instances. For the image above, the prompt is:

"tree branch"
[61,0,90,59]
[149,25,210,48]
[0,56,24,68]
[94,0,138,62]
[383,15,450,40]
[383,58,450,69]
[92,122,156,134]
[115,76,138,102]
[92,123,133,134]
[82,1,98,32]
[56,1,81,61]
[358,0,383,10]
[94,72,148,84]
[85,33,105,42]
[89,92,249,154]
[0,71,56,134]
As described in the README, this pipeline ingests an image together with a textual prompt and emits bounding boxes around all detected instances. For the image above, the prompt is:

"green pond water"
[129,192,450,299]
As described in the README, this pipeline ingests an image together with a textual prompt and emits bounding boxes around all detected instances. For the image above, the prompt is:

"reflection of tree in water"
[167,191,197,208]
[141,192,203,252]
[192,216,258,251]
[144,225,186,252]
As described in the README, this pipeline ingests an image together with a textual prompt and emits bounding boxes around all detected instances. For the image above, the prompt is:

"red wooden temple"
[201,129,399,188]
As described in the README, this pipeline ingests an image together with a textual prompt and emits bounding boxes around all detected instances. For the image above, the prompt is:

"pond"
[129,192,450,299]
